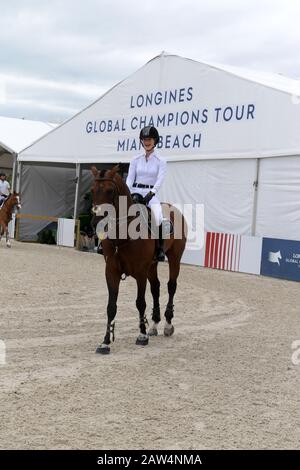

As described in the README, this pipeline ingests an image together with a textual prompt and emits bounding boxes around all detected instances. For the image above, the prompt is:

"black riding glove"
[143,191,155,205]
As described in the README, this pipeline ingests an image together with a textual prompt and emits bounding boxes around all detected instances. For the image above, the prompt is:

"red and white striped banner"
[204,232,242,271]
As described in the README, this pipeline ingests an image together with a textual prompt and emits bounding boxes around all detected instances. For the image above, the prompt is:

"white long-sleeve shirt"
[126,151,167,195]
[0,180,10,196]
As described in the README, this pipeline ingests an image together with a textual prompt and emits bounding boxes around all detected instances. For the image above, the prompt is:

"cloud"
[1,0,300,122]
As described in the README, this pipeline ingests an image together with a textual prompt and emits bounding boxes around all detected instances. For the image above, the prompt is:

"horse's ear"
[91,166,99,178]
[111,164,120,176]
[118,162,125,174]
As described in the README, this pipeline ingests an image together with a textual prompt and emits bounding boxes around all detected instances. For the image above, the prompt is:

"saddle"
[131,193,173,237]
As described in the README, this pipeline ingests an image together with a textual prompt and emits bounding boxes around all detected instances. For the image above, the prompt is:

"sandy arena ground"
[0,241,300,450]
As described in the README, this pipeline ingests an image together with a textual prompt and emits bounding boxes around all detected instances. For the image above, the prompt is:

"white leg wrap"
[148,322,159,336]
[164,321,173,330]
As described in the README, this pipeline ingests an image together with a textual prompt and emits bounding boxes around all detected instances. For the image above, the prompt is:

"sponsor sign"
[261,238,300,281]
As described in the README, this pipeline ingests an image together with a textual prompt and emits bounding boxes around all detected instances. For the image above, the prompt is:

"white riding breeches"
[148,198,163,226]
[132,188,163,225]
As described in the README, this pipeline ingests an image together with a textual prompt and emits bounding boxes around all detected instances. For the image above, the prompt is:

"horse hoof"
[148,327,158,336]
[95,345,110,354]
[136,335,149,346]
[6,244,11,248]
[164,325,174,337]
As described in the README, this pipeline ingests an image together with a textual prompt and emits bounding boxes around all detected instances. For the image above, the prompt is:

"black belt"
[133,183,154,189]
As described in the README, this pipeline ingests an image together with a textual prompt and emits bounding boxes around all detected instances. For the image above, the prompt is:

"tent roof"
[0,116,56,154]
[18,53,300,164]
[185,56,300,96]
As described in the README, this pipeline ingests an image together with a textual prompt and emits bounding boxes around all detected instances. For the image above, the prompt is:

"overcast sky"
[1,0,300,124]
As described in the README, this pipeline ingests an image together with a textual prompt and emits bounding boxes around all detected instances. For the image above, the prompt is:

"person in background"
[0,172,10,208]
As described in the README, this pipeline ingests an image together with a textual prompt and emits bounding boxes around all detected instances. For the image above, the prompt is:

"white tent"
[0,116,55,188]
[18,53,300,257]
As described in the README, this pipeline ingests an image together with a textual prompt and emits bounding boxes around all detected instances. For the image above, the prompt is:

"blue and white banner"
[261,237,300,281]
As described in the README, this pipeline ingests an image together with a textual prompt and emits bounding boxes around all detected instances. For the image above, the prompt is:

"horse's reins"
[95,176,133,240]
[95,176,157,240]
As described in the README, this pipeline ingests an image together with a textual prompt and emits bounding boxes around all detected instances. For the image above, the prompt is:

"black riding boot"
[156,224,165,262]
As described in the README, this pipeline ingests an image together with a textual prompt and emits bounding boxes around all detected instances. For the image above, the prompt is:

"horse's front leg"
[5,226,11,248]
[96,259,121,355]
[135,275,149,346]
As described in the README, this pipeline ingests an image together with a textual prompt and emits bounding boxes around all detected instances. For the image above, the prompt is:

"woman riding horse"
[126,126,166,261]
[91,158,187,354]
[0,172,10,208]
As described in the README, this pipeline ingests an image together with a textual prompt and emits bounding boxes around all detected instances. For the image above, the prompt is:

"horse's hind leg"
[135,275,149,346]
[96,262,121,355]
[147,263,161,336]
[164,250,181,337]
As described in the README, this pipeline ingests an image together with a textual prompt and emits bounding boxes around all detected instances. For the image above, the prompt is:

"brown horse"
[91,165,187,354]
[0,193,21,248]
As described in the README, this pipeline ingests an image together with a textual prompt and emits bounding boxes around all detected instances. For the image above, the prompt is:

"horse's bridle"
[93,176,152,242]
[94,176,120,207]
[93,176,131,232]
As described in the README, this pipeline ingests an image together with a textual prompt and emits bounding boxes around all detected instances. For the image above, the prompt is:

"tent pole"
[11,153,17,192]
[14,161,23,240]
[251,158,260,236]
[16,161,23,193]
[73,163,82,220]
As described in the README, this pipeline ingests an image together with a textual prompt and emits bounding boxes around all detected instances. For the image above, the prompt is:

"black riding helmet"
[139,126,160,146]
